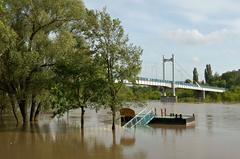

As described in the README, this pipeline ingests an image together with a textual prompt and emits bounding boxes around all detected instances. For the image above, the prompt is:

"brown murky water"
[1,102,240,159]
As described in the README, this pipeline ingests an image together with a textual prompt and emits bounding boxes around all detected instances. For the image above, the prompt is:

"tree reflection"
[0,122,146,159]
[120,128,136,147]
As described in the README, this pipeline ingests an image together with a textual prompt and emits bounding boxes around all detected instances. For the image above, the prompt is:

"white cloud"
[164,0,240,27]
[167,28,238,45]
[166,0,240,15]
[192,57,200,63]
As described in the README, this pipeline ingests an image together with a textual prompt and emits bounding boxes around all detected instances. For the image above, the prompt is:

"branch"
[26,62,56,83]
[40,63,55,68]
[116,81,123,93]
[0,86,8,92]
[29,19,58,48]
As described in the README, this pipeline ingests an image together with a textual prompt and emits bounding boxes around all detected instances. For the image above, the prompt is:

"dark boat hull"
[121,115,195,126]
[149,116,195,125]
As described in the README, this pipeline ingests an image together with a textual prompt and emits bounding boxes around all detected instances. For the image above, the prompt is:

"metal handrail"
[123,107,150,128]
[135,110,154,126]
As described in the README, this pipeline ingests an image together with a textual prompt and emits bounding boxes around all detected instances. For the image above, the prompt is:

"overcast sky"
[85,0,240,81]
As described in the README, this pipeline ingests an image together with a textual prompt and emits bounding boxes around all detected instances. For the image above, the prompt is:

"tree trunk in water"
[9,95,18,124]
[112,129,116,145]
[19,99,27,124]
[0,105,3,117]
[111,129,117,156]
[0,106,3,121]
[34,103,41,121]
[81,106,85,129]
[80,125,84,147]
[112,107,116,130]
[67,110,69,123]
[30,94,36,122]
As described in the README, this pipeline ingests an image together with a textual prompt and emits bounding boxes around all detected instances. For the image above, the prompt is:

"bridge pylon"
[161,54,177,102]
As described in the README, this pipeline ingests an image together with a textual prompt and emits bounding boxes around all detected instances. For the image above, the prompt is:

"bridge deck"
[125,77,226,93]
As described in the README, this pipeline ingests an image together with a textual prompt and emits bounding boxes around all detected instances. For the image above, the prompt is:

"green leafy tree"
[0,0,3,11]
[90,9,142,129]
[0,0,85,123]
[49,9,106,128]
[204,64,213,84]
[210,73,226,88]
[51,47,103,128]
[51,84,72,117]
[185,79,192,83]
[221,70,240,89]
[193,67,199,84]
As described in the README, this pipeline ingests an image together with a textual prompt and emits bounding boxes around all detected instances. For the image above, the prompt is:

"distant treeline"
[189,65,240,103]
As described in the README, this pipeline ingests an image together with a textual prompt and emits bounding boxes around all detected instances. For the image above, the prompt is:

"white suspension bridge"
[125,54,226,102]
[135,77,226,93]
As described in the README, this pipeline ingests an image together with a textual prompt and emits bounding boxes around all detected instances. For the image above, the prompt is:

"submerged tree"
[51,47,103,128]
[89,9,142,130]
[1,1,142,128]
[49,9,104,128]
[0,0,85,123]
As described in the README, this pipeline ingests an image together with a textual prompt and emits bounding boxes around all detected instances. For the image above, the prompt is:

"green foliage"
[222,86,240,102]
[51,46,102,116]
[193,67,199,84]
[0,1,144,124]
[185,79,192,83]
[0,0,85,123]
[221,70,240,89]
[117,86,135,101]
[88,9,142,110]
[80,9,143,129]
[203,69,240,103]
[131,87,160,101]
[204,64,213,84]
[205,92,222,103]
[0,91,11,113]
[50,84,73,117]
[181,67,240,103]
[0,0,3,12]
[210,73,226,87]
[176,89,197,102]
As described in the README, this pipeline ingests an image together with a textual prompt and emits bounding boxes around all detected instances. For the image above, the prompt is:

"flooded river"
[1,102,240,159]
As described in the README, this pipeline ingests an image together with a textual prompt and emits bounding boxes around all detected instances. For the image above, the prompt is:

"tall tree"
[0,0,85,123]
[204,64,213,84]
[90,9,142,130]
[193,67,199,84]
[51,47,102,128]
[49,9,105,128]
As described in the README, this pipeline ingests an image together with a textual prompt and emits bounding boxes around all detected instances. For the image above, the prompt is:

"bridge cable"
[175,60,202,88]
[175,61,192,80]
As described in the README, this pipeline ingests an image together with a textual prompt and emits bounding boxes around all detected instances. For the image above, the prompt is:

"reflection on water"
[1,102,240,159]
[0,121,146,159]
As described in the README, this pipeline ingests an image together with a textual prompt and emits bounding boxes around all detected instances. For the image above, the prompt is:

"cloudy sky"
[85,0,240,81]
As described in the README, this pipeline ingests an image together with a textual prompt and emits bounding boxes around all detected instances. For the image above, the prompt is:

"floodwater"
[1,102,240,159]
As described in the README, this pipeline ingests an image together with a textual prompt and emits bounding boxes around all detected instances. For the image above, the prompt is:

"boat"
[120,108,195,127]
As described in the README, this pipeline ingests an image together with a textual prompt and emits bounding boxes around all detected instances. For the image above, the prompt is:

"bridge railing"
[138,77,172,83]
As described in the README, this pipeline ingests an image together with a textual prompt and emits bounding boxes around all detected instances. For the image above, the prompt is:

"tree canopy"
[193,67,199,84]
[204,64,213,84]
[0,1,142,128]
[86,9,142,129]
[0,0,86,123]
